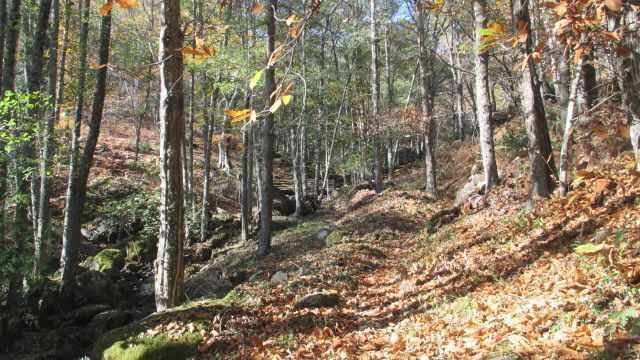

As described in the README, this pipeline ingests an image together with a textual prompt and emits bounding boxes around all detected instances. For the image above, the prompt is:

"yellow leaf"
[269,98,282,114]
[115,0,137,8]
[99,2,113,16]
[250,69,264,90]
[225,109,252,123]
[282,95,292,106]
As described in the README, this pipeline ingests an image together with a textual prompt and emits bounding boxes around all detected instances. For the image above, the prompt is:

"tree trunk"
[513,0,556,198]
[54,0,70,124]
[258,0,276,257]
[155,0,185,311]
[0,0,7,88]
[473,0,499,190]
[241,123,251,241]
[61,11,111,295]
[416,3,437,197]
[59,0,90,295]
[3,0,23,308]
[200,87,217,244]
[370,0,383,194]
[27,0,53,242]
[558,59,583,197]
[34,0,59,275]
[610,10,640,170]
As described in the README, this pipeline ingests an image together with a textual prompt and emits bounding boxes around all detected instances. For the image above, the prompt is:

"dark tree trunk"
[258,0,276,257]
[416,2,437,198]
[35,0,59,275]
[200,87,217,244]
[59,0,90,295]
[370,0,383,194]
[513,0,556,198]
[155,0,185,311]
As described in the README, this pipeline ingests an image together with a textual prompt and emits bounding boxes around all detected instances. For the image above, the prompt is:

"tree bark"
[513,0,556,198]
[200,87,217,244]
[3,0,23,308]
[473,0,499,190]
[370,0,383,194]
[59,0,90,295]
[558,59,583,197]
[34,0,59,276]
[258,0,276,257]
[54,0,70,124]
[61,10,111,295]
[416,3,437,197]
[155,0,185,311]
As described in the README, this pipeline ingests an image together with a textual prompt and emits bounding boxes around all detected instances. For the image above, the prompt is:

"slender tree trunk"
[610,10,640,170]
[62,11,111,293]
[473,0,499,189]
[241,123,251,241]
[558,59,583,196]
[513,0,556,198]
[258,0,276,257]
[34,0,59,275]
[370,0,383,194]
[2,0,21,308]
[0,0,7,89]
[59,0,90,295]
[0,0,7,304]
[155,0,185,311]
[54,0,70,124]
[27,0,53,244]
[200,88,217,243]
[416,3,437,197]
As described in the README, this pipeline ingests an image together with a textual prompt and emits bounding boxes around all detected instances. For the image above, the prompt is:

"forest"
[1,0,640,358]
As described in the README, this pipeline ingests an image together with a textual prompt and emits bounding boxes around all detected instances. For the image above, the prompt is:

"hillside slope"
[92,130,640,359]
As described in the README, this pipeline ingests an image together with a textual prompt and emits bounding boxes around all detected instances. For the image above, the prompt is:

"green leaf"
[249,69,264,90]
[575,243,605,255]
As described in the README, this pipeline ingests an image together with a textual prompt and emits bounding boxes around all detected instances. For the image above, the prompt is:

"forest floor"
[92,119,640,359]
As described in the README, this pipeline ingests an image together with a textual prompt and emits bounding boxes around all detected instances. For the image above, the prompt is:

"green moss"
[94,299,234,359]
[325,230,349,247]
[102,333,201,360]
[93,248,125,273]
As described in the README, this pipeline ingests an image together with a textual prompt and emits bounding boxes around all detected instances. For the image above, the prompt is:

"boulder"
[295,292,340,309]
[85,248,125,276]
[76,270,119,305]
[89,310,133,334]
[273,186,295,216]
[270,271,288,285]
[68,304,111,325]
[185,266,233,299]
[454,173,485,207]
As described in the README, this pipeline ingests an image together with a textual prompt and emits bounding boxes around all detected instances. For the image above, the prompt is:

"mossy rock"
[101,333,201,360]
[92,248,125,274]
[94,298,237,359]
[325,230,350,247]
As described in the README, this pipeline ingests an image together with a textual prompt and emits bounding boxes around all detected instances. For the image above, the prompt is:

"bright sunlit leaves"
[99,0,137,16]
[181,37,216,60]
[250,3,264,15]
[225,109,252,123]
